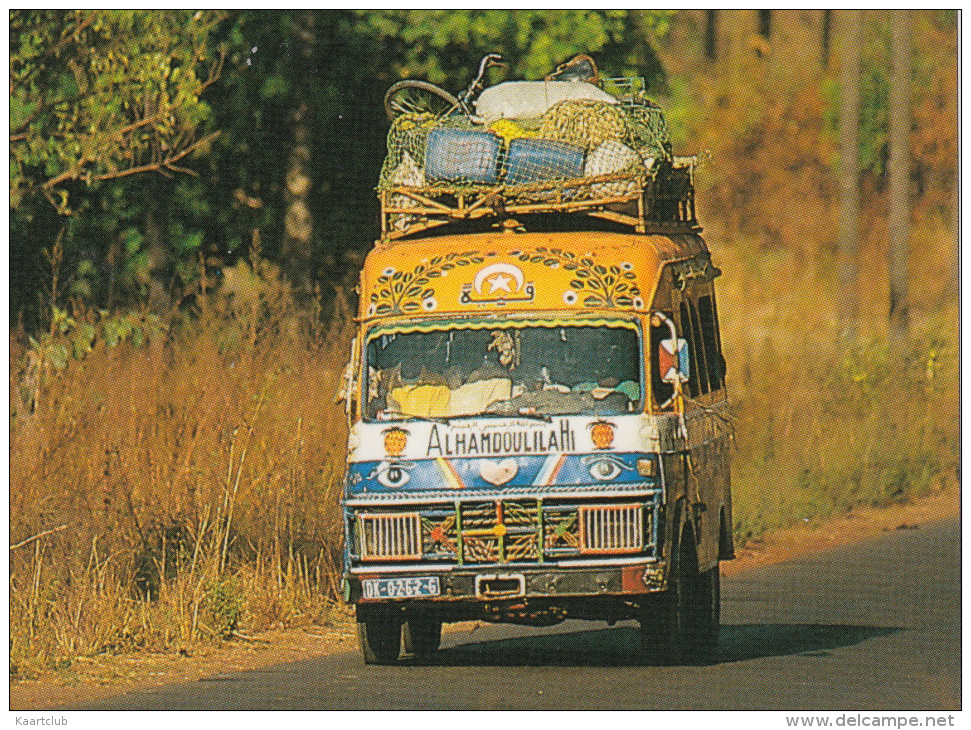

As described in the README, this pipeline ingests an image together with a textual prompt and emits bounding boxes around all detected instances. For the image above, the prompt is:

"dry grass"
[712,216,959,542]
[9,265,356,677]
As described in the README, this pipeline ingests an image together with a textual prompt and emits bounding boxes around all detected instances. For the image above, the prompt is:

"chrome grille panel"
[578,503,644,554]
[358,512,422,561]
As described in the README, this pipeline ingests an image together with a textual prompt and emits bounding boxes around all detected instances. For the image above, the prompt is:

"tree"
[9,10,679,322]
[9,10,228,318]
[704,11,718,61]
[837,10,861,339]
[9,10,226,213]
[887,9,911,342]
[355,10,673,93]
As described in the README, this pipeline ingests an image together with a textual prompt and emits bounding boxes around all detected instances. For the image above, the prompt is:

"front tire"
[639,532,720,662]
[356,608,402,665]
[690,566,720,652]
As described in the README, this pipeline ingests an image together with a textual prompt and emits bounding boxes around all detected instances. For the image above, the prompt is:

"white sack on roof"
[474,81,618,124]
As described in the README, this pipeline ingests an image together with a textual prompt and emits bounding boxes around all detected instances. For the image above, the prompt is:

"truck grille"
[350,494,659,566]
[578,503,644,554]
[358,512,422,561]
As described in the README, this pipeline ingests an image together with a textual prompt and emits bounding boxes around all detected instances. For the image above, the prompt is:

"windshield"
[365,323,642,420]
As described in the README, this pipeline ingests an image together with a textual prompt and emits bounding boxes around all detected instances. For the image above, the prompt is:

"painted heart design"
[479,458,518,486]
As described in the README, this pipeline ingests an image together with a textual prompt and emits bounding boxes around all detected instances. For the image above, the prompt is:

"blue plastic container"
[503,138,585,186]
[425,128,502,184]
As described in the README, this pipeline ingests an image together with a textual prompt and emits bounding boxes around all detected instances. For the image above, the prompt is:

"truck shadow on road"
[412,623,900,668]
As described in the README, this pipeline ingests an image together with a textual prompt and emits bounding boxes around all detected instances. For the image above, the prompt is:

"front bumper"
[346,559,667,605]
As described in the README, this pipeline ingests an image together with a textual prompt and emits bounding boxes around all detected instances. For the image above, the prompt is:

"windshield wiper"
[513,410,553,422]
[377,410,448,425]
[479,406,553,422]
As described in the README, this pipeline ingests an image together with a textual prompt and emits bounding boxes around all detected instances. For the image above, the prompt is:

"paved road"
[63,516,960,711]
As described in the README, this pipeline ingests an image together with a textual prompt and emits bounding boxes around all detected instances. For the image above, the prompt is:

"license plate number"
[362,576,441,599]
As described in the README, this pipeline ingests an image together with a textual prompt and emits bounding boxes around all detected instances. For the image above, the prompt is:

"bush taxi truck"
[339,97,733,664]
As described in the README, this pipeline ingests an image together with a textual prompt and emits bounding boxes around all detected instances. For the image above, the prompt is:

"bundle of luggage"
[379,77,672,201]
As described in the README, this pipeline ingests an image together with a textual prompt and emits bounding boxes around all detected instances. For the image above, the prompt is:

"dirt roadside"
[10,487,960,711]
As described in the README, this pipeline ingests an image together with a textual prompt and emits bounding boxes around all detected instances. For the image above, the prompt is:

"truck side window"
[650,312,675,409]
[680,300,711,396]
[698,295,724,391]
[677,302,698,398]
[692,300,712,395]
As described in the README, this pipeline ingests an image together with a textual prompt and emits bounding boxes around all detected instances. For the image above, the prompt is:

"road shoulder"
[721,487,959,577]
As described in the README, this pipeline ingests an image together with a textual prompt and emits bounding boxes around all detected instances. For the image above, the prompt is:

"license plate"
[362,576,441,599]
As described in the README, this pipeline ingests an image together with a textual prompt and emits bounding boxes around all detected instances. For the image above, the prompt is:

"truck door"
[674,283,728,573]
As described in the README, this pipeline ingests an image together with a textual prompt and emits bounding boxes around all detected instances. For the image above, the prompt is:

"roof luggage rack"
[380,155,698,240]
[377,68,700,240]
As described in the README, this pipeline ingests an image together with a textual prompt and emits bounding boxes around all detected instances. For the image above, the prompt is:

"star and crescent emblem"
[462,263,534,304]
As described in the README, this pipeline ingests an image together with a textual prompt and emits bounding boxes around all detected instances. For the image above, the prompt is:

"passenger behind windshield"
[365,325,641,420]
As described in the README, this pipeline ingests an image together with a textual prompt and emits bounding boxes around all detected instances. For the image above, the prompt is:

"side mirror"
[659,336,690,384]
[336,362,352,405]
[651,311,689,384]
[336,337,359,420]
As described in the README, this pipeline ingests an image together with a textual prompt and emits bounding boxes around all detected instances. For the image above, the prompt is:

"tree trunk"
[145,187,171,312]
[888,9,911,344]
[282,100,314,289]
[280,13,317,292]
[821,10,833,67]
[836,9,861,340]
[757,10,771,40]
[704,10,718,61]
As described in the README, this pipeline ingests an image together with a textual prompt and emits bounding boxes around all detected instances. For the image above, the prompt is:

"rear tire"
[402,615,442,657]
[690,566,720,652]
[356,608,402,665]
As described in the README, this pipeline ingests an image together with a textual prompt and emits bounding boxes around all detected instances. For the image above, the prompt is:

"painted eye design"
[581,454,628,482]
[373,461,414,488]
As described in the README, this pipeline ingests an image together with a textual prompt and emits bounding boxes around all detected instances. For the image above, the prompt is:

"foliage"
[8,10,957,326]
[9,10,226,212]
[664,9,956,263]
[355,10,673,90]
[194,11,389,288]
[10,10,681,326]
[203,576,243,639]
[9,10,230,325]
[192,10,676,292]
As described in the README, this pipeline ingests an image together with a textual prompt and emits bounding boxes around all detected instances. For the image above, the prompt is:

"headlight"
[636,458,656,477]
[579,504,644,554]
[357,512,421,560]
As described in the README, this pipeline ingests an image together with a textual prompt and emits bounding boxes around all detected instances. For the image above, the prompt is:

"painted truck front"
[341,227,732,664]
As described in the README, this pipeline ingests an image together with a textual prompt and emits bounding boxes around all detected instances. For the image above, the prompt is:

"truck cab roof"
[359,228,711,323]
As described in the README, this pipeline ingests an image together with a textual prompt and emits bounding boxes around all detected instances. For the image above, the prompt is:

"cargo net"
[379,89,673,206]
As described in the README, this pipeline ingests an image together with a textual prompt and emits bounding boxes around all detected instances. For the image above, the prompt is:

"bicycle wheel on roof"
[384,80,462,122]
